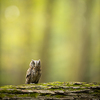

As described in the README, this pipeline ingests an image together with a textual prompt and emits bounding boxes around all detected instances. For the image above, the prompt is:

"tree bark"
[0,82,100,100]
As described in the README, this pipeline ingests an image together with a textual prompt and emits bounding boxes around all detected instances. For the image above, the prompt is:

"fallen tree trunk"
[0,82,100,100]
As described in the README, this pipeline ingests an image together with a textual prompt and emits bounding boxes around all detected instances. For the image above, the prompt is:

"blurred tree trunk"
[0,1,1,85]
[19,1,33,83]
[40,0,54,82]
[79,0,94,82]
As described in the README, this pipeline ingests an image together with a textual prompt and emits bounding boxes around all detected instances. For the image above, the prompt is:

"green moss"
[19,93,39,98]
[0,81,100,99]
[45,94,51,97]
[0,89,21,94]
[1,82,100,90]
[39,93,48,96]
[17,94,29,97]
[0,93,39,98]
[0,93,6,98]
[55,95,64,98]
[0,93,15,98]
[0,85,16,89]
[30,93,39,98]
[38,81,65,87]
[49,87,64,91]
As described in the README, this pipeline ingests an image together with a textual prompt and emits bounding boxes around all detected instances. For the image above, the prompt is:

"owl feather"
[25,59,41,84]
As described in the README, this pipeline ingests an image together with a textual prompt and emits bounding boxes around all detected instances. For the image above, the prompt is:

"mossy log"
[0,82,100,100]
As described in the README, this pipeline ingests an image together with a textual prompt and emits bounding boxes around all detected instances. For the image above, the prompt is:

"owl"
[25,59,41,84]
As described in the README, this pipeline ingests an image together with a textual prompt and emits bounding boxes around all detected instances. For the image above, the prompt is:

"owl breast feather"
[31,69,38,82]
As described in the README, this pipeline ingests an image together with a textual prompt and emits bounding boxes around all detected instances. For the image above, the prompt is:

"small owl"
[25,59,41,84]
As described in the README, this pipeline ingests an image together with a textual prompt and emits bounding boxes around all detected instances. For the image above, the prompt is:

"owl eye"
[32,60,35,65]
[33,62,35,65]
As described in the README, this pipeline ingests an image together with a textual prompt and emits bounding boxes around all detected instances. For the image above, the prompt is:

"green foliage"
[0,0,100,86]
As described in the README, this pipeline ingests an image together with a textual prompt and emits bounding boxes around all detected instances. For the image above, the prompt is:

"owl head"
[29,59,41,69]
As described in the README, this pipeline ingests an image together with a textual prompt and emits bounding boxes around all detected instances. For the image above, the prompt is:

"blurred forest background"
[0,0,100,86]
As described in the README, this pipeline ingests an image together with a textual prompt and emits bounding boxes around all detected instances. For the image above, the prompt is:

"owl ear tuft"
[38,59,40,65]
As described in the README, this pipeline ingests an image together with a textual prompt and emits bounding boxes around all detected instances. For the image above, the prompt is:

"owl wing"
[26,68,31,78]
[25,68,31,84]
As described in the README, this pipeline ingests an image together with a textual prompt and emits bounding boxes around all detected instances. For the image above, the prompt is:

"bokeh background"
[0,0,100,86]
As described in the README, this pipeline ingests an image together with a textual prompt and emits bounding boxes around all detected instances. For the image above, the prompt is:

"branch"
[0,82,100,99]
